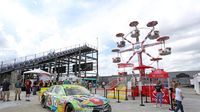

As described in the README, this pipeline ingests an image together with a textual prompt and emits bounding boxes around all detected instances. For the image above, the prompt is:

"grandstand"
[0,44,98,82]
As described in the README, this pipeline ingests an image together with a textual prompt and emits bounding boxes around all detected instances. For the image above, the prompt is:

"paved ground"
[0,88,199,112]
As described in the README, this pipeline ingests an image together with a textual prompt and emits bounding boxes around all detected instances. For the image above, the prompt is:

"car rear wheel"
[65,103,74,112]
[107,104,112,112]
[41,96,46,108]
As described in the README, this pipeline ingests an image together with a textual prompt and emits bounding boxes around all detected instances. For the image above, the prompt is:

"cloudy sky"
[0,0,200,76]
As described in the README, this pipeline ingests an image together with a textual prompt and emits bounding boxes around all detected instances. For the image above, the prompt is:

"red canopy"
[148,69,169,78]
[133,65,153,70]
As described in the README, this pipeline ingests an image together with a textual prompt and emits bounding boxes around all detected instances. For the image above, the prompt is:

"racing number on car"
[51,96,58,107]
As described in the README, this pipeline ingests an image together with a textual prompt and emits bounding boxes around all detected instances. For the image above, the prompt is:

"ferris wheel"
[112,21,171,69]
[112,20,172,106]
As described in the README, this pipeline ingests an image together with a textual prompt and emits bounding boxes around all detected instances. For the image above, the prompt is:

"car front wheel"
[41,96,46,108]
[65,103,74,112]
[107,104,112,112]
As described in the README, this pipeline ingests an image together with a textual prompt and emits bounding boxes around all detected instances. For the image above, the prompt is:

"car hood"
[66,94,109,107]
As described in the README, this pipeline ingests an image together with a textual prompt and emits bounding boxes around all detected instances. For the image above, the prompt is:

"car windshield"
[64,86,90,95]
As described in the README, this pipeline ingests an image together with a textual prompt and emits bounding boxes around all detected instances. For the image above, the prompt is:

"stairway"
[106,77,127,100]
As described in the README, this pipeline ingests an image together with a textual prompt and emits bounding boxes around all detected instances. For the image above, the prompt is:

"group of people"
[0,78,23,101]
[0,77,43,102]
[155,80,184,112]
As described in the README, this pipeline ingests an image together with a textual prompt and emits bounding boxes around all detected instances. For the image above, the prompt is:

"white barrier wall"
[193,73,200,94]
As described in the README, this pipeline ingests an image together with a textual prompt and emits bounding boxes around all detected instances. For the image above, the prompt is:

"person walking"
[88,82,92,92]
[0,82,3,100]
[2,79,11,102]
[155,81,163,108]
[174,83,184,112]
[102,81,106,88]
[169,80,176,110]
[39,80,44,91]
[32,80,38,95]
[64,79,71,84]
[25,77,32,101]
[15,79,22,101]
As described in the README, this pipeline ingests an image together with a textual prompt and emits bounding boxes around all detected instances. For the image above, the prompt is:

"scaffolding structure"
[0,44,98,81]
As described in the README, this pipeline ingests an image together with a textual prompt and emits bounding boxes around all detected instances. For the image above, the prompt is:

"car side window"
[53,86,64,95]
[53,86,59,94]
[47,86,54,92]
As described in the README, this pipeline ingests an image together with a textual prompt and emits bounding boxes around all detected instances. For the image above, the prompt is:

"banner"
[118,63,134,68]
[148,69,169,78]
[150,88,170,104]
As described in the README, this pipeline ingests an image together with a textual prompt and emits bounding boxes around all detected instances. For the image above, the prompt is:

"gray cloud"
[161,15,200,40]
[168,54,200,71]
[173,38,200,53]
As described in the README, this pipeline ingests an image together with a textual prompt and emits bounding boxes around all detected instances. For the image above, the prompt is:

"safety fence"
[91,87,175,110]
[93,88,142,103]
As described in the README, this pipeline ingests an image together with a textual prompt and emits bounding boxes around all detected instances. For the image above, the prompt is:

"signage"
[73,62,93,72]
[118,63,134,68]
[150,88,170,104]
[134,42,143,53]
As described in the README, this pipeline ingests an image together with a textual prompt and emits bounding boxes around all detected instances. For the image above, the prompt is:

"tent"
[59,75,79,82]
[24,69,50,75]
[148,69,169,78]
[193,73,200,94]
[23,69,52,82]
[82,78,97,81]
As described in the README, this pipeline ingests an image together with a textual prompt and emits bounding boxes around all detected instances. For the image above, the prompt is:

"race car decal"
[39,85,110,112]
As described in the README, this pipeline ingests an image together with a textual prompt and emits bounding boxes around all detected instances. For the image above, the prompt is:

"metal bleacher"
[0,43,97,74]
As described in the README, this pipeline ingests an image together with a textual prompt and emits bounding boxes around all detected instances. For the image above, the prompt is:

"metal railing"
[0,43,97,73]
[105,76,127,90]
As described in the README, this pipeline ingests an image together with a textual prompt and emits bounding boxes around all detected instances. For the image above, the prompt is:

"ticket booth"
[148,69,170,104]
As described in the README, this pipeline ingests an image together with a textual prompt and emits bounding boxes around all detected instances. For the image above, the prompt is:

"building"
[99,70,200,87]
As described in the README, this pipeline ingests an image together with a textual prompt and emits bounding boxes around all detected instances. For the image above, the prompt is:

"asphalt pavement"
[0,88,199,112]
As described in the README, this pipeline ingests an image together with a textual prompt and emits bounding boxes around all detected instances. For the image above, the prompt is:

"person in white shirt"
[174,83,184,112]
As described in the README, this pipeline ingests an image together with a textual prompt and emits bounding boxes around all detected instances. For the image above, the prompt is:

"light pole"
[112,20,171,106]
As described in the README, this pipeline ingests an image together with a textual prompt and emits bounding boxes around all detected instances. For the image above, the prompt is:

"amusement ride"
[112,20,171,106]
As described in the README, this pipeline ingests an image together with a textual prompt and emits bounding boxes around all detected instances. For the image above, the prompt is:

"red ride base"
[131,86,170,104]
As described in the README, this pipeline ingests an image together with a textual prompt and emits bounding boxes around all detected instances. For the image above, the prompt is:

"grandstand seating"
[0,44,97,74]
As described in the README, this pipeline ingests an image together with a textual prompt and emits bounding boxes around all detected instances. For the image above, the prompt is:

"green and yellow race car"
[39,84,111,112]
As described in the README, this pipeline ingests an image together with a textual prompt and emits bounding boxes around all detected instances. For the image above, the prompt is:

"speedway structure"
[0,44,98,82]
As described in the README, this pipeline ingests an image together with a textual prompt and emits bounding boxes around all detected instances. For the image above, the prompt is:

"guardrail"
[105,76,127,90]
[94,88,137,103]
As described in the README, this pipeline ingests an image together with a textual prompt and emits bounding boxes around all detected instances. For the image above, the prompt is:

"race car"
[39,84,111,112]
